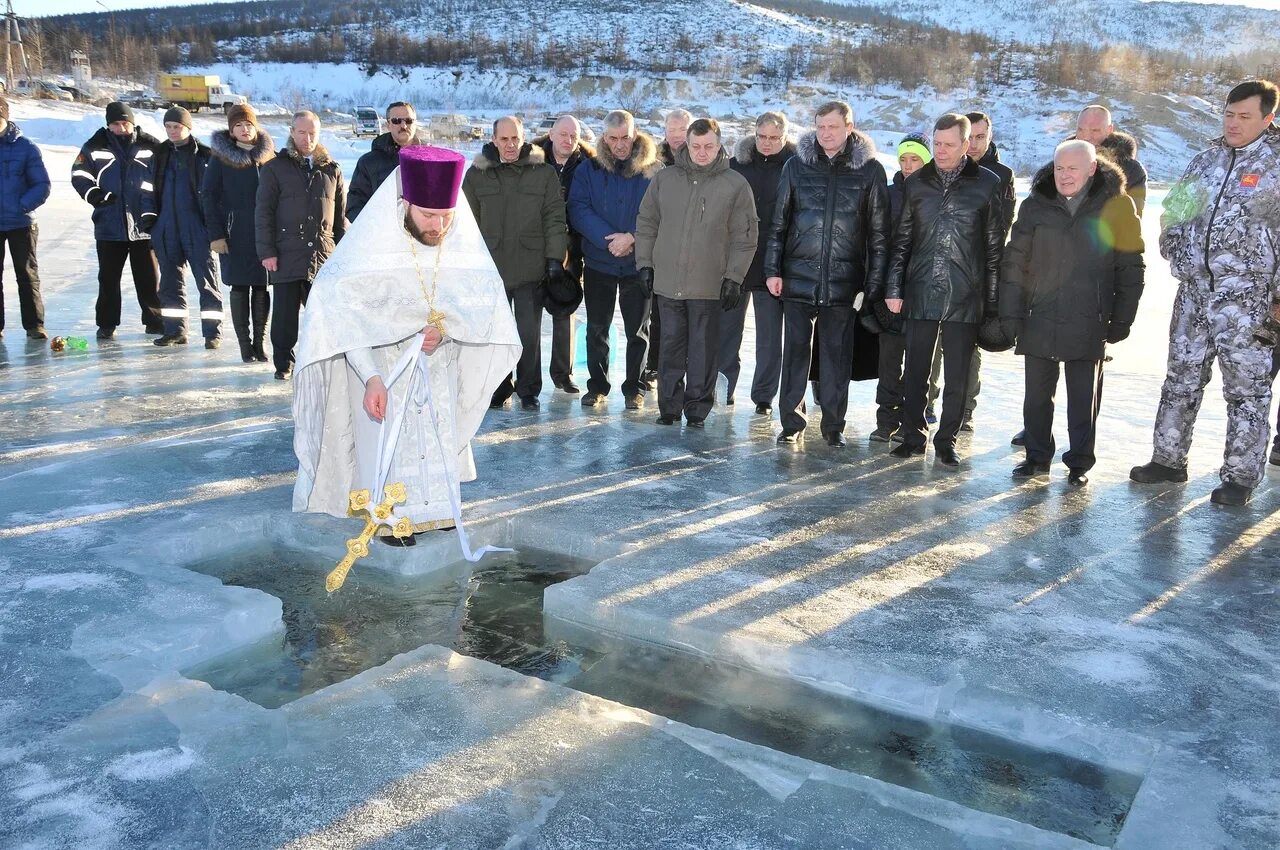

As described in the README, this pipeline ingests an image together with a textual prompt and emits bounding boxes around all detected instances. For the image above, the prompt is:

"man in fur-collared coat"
[764,101,891,447]
[1075,106,1149,218]
[568,109,664,410]
[463,115,568,410]
[255,110,346,380]
[1001,142,1144,487]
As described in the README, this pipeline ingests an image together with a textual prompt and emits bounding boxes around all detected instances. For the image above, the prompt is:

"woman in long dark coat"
[202,104,275,363]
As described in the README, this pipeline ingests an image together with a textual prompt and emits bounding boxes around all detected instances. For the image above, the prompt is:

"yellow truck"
[156,74,247,113]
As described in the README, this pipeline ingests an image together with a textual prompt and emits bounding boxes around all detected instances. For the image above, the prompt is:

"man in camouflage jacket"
[1131,80,1280,506]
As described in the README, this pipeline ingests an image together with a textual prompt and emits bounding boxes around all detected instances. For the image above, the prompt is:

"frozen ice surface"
[1,101,1278,848]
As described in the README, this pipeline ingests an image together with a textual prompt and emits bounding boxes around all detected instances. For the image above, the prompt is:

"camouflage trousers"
[1151,275,1274,488]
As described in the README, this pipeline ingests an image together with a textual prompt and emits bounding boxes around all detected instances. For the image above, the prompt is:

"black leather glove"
[545,259,565,286]
[637,267,654,297]
[719,278,742,310]
[984,298,1000,320]
[89,188,116,208]
[1106,321,1131,344]
[138,212,156,234]
[1000,317,1022,344]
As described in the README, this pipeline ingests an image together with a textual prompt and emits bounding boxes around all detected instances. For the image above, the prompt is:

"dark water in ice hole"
[183,546,1139,846]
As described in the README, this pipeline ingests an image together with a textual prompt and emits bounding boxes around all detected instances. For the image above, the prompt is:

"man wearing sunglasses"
[347,101,419,221]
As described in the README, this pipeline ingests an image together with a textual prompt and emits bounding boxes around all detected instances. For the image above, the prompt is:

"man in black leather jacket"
[885,113,1005,467]
[764,101,891,447]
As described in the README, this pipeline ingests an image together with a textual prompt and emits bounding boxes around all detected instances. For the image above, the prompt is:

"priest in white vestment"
[292,146,520,546]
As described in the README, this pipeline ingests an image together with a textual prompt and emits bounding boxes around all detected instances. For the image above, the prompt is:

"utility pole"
[3,0,31,90]
[95,0,116,77]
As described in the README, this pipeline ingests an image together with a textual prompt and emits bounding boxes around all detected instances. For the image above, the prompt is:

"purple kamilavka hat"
[400,146,466,209]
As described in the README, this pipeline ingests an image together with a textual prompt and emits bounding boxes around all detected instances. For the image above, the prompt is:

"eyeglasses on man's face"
[389,117,415,126]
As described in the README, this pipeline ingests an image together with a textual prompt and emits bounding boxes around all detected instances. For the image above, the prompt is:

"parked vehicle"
[58,85,96,104]
[352,106,383,138]
[14,79,73,101]
[428,113,482,141]
[120,88,167,109]
[155,74,247,113]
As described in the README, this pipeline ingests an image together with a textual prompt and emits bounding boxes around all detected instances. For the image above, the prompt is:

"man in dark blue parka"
[0,95,50,340]
[152,107,223,348]
[71,102,163,339]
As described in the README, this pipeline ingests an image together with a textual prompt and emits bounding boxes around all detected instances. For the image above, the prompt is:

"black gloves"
[545,259,565,286]
[1000,317,1022,344]
[138,212,156,234]
[984,298,1000,320]
[637,267,654,297]
[88,188,116,208]
[720,278,743,310]
[1106,321,1131,344]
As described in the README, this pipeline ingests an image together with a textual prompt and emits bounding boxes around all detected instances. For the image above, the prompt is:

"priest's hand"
[885,298,904,314]
[363,376,387,423]
[421,326,444,354]
[766,276,783,297]
[262,257,278,272]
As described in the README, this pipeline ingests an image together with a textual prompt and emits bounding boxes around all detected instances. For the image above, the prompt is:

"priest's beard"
[404,210,451,247]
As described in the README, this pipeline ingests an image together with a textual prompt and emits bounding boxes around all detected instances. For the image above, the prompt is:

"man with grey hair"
[659,108,693,166]
[1001,139,1144,486]
[886,112,1004,467]
[534,113,595,394]
[1076,105,1147,217]
[256,109,345,379]
[568,109,663,409]
[725,111,796,414]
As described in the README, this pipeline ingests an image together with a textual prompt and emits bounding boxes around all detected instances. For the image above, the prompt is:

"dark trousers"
[492,282,545,403]
[751,291,785,405]
[1023,356,1104,471]
[646,299,661,373]
[270,280,310,374]
[550,313,574,384]
[875,331,908,431]
[903,319,978,450]
[718,296,749,400]
[583,266,650,397]
[228,286,270,348]
[96,239,161,332]
[780,301,853,435]
[657,295,721,420]
[155,238,223,339]
[0,225,42,331]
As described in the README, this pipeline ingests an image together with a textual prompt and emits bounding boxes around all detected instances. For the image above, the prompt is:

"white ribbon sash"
[371,332,510,562]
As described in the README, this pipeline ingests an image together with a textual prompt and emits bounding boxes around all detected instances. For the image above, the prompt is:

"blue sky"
[23,0,1280,19]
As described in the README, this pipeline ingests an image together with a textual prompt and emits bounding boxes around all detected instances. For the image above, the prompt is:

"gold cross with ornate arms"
[326,482,414,592]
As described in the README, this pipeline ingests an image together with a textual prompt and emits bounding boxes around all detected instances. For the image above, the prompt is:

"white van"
[352,107,383,138]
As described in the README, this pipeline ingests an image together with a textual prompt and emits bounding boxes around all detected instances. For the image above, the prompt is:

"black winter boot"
[229,289,253,362]
[251,287,270,363]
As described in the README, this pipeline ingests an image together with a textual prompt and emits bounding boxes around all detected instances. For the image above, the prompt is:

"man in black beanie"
[71,102,163,339]
[152,106,223,348]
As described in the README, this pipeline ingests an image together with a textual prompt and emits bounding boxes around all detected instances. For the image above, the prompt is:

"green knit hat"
[897,132,932,165]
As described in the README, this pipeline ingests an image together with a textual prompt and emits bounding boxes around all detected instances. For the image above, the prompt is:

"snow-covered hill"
[827,0,1280,54]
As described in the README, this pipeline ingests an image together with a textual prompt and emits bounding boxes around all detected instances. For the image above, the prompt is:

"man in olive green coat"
[636,118,758,427]
[463,115,568,409]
